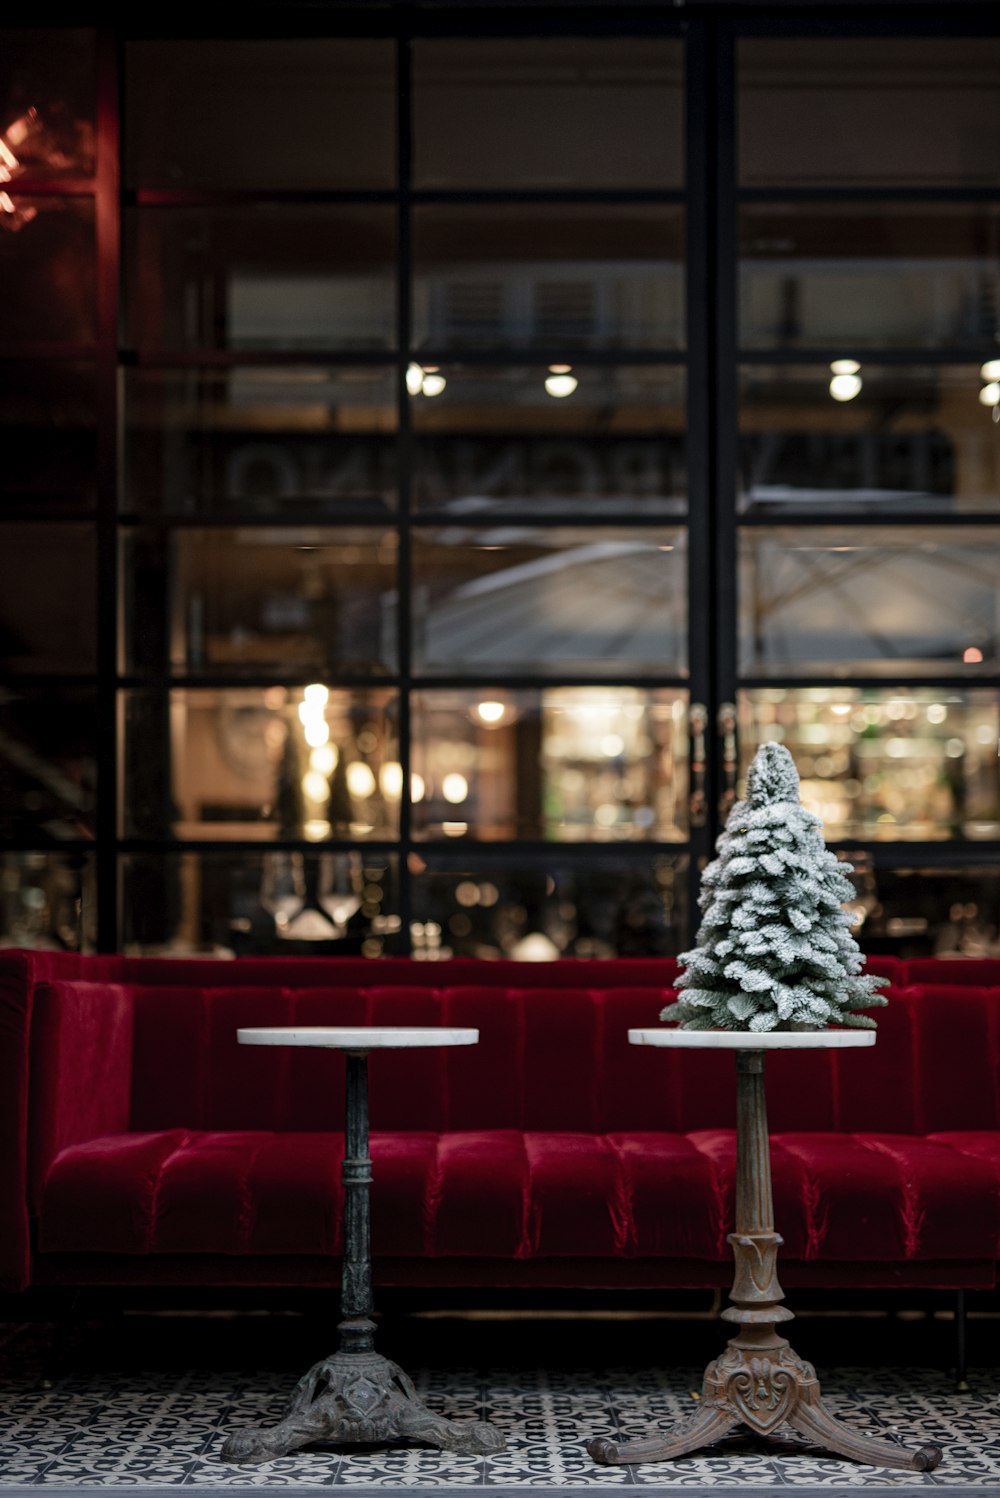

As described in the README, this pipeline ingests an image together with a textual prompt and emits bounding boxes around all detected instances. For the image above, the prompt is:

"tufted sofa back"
[118,974,1000,1137]
[17,953,1000,1158]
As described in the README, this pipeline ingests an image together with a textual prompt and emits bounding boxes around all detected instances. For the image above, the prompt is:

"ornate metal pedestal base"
[586,1051,943,1474]
[222,1048,505,1464]
[222,1349,505,1464]
[587,1323,942,1472]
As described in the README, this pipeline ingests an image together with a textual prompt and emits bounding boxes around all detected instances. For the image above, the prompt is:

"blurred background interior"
[3,8,1000,965]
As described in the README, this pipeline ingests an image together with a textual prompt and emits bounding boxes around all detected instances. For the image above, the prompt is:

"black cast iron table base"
[222,1048,504,1463]
[222,1342,503,1462]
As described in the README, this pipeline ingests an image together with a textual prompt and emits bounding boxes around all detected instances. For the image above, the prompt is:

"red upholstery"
[4,951,1000,1294]
[37,1123,1000,1266]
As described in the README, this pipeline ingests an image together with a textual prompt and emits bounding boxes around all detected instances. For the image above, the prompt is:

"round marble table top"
[629,1027,876,1049]
[237,1026,479,1050]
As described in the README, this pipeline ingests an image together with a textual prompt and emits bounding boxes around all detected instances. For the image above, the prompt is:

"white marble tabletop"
[237,1026,479,1050]
[629,1027,876,1050]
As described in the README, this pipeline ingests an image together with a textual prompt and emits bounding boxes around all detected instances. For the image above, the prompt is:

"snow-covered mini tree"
[662,741,887,1032]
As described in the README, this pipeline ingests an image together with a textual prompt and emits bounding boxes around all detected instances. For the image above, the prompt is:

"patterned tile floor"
[0,1313,998,1489]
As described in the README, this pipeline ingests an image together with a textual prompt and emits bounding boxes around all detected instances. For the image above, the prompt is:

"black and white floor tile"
[1,1322,998,1488]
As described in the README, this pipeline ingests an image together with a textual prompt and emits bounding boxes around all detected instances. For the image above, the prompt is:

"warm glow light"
[0,189,36,229]
[829,373,862,401]
[509,932,560,961]
[927,704,947,724]
[830,359,861,376]
[0,109,38,182]
[379,760,403,799]
[346,761,377,798]
[442,772,469,804]
[442,821,468,837]
[545,373,578,399]
[964,646,985,663]
[310,745,336,775]
[410,772,426,803]
[981,361,1000,382]
[4,108,38,151]
[421,373,447,397]
[0,110,43,228]
[476,700,506,725]
[303,719,330,749]
[831,703,852,716]
[302,770,330,803]
[303,683,329,707]
[406,362,424,396]
[548,364,572,374]
[979,382,1000,408]
[600,734,625,757]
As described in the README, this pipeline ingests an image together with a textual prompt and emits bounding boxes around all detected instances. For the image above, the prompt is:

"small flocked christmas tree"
[662,741,887,1032]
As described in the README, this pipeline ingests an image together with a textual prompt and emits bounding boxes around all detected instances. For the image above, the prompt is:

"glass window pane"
[849,857,1000,960]
[410,849,687,959]
[738,687,1000,841]
[126,39,394,191]
[121,686,399,842]
[413,528,686,677]
[411,687,688,842]
[0,850,95,951]
[123,527,398,678]
[414,38,683,190]
[412,364,686,518]
[0,28,96,178]
[414,205,684,352]
[0,524,95,673]
[0,362,96,512]
[0,685,96,840]
[127,207,396,352]
[124,367,397,519]
[740,38,1000,190]
[120,849,399,958]
[740,204,1000,352]
[739,364,1000,517]
[740,527,1000,677]
[0,197,94,345]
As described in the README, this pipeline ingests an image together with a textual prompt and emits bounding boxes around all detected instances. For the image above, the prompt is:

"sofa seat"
[38,1127,1000,1265]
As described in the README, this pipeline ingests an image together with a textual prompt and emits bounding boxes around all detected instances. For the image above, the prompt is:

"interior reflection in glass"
[411,687,688,842]
[739,688,1000,840]
[740,529,1000,675]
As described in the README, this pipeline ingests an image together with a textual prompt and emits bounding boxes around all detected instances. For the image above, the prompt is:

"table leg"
[222,1052,504,1464]
[587,1050,942,1472]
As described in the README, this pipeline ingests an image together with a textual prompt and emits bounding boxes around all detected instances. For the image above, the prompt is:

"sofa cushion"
[770,1133,1000,1261]
[37,1127,1000,1265]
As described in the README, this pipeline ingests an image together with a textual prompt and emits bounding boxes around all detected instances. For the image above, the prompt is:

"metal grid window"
[2,7,999,962]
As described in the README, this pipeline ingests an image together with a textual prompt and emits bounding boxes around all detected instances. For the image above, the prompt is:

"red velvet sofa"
[4,950,1000,1298]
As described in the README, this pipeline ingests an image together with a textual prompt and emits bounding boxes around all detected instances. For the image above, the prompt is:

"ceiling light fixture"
[545,364,578,398]
[829,359,862,402]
